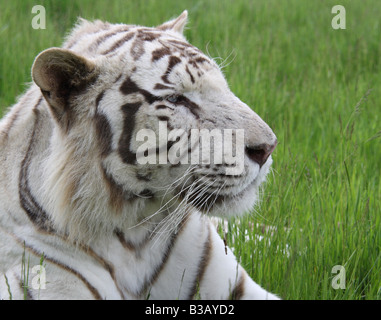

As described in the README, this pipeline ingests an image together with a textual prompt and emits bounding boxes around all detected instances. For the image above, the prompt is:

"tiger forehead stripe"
[162,55,182,84]
[65,23,111,49]
[151,47,171,62]
[185,65,195,84]
[120,77,161,104]
[87,25,132,52]
[101,31,135,55]
[154,83,174,90]
[136,29,161,41]
[130,36,145,61]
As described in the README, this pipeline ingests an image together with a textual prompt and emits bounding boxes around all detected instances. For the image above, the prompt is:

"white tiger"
[0,11,279,300]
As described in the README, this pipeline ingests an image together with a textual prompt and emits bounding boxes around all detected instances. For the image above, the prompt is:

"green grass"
[1,0,380,300]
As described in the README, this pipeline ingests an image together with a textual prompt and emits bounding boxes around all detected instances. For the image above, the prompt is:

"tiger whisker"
[155,176,217,238]
[126,168,202,231]
[150,175,215,247]
[151,175,208,233]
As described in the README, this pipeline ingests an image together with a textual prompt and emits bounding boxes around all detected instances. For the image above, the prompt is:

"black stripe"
[87,25,131,52]
[185,65,195,84]
[130,37,145,61]
[157,115,169,121]
[167,39,195,50]
[154,83,174,90]
[137,213,190,297]
[171,95,201,119]
[137,232,177,296]
[155,104,169,110]
[94,113,113,157]
[18,97,54,232]
[137,29,160,42]
[120,77,161,104]
[129,29,162,61]
[139,189,154,198]
[101,164,132,212]
[115,229,153,261]
[118,76,163,164]
[230,273,245,300]
[136,172,152,182]
[162,56,182,84]
[66,27,110,49]
[116,230,138,251]
[81,244,126,299]
[95,91,105,108]
[188,224,212,299]
[113,73,123,84]
[94,91,113,157]
[102,31,135,55]
[118,102,142,164]
[152,47,171,62]
[16,272,34,300]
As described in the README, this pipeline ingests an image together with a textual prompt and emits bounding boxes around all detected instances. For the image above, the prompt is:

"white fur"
[0,12,279,300]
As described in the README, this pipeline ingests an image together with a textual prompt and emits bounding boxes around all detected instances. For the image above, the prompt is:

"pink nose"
[246,140,278,167]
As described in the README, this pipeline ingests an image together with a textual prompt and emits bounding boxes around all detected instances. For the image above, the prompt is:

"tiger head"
[32,11,277,240]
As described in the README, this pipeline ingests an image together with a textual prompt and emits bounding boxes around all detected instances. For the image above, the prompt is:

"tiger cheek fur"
[0,11,279,300]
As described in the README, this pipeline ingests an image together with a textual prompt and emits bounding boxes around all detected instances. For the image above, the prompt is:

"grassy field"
[1,0,380,300]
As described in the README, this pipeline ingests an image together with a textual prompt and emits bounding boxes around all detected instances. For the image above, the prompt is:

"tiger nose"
[245,140,278,168]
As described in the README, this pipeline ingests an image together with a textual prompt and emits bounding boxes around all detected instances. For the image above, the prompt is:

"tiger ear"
[32,48,96,125]
[157,10,188,34]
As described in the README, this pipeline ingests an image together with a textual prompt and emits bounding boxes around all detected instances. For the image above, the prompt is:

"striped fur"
[0,11,279,299]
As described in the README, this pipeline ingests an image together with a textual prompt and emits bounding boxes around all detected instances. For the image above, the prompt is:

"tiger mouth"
[175,173,258,214]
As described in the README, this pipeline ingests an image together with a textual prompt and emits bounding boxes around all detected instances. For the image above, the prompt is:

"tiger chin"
[0,11,279,300]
